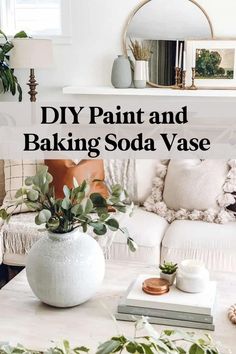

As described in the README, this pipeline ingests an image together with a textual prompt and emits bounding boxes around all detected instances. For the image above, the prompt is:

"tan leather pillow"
[45,160,108,199]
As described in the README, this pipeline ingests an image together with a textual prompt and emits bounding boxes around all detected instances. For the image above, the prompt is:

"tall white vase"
[134,60,147,88]
[26,229,105,308]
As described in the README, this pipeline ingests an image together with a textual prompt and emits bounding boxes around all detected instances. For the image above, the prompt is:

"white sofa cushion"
[109,208,169,264]
[1,208,169,266]
[135,160,158,204]
[161,220,236,272]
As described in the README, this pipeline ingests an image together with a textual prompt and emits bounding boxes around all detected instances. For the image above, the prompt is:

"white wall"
[3,0,236,101]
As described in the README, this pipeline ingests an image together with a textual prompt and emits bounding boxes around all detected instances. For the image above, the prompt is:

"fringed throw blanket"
[104,159,137,202]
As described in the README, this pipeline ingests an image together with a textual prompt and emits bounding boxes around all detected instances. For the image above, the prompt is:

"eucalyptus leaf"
[85,199,93,214]
[71,204,83,216]
[0,209,8,220]
[27,190,39,202]
[25,177,33,186]
[73,347,89,353]
[93,224,107,236]
[90,193,107,208]
[105,218,119,231]
[36,209,52,225]
[63,185,71,198]
[127,237,138,252]
[15,188,27,198]
[189,344,205,354]
[73,177,79,188]
[62,198,71,210]
[96,340,121,354]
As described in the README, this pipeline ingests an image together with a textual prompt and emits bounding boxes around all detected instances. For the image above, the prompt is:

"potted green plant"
[0,30,28,101]
[159,261,178,285]
[0,166,137,308]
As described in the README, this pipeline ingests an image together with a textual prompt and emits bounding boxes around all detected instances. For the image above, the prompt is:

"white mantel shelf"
[63,86,236,98]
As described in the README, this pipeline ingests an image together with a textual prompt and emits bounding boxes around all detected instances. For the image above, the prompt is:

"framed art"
[186,40,236,89]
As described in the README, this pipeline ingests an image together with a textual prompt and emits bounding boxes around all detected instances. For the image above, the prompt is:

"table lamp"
[10,38,53,102]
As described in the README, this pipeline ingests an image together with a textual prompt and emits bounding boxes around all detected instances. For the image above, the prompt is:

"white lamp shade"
[10,38,53,69]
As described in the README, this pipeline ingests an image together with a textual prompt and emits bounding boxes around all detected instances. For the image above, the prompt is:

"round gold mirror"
[123,0,214,88]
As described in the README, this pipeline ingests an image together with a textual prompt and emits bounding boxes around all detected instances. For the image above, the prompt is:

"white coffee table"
[0,261,235,352]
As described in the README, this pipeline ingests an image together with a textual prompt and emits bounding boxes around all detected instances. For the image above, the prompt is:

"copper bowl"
[142,277,169,295]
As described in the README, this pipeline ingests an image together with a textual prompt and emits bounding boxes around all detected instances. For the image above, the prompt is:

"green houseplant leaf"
[0,29,28,101]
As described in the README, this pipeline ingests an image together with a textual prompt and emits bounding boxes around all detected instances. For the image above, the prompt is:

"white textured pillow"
[144,159,236,224]
[3,160,44,213]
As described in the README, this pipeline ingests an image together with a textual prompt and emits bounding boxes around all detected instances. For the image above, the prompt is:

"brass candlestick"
[173,67,182,89]
[27,68,38,102]
[181,70,186,89]
[178,68,182,86]
[174,67,179,87]
[189,67,198,90]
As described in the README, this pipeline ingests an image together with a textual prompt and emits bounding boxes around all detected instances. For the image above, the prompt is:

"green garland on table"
[0,318,220,354]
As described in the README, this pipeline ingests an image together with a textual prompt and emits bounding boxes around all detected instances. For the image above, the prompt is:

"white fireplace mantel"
[63,86,236,98]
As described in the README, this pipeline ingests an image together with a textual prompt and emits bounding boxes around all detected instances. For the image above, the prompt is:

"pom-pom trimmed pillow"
[144,160,236,224]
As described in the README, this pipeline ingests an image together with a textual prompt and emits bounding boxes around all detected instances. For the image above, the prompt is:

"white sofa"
[1,160,236,273]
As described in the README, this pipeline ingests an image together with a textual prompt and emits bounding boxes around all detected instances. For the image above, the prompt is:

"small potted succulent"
[0,166,137,308]
[159,261,178,285]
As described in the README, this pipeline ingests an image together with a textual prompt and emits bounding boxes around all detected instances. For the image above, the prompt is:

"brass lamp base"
[27,68,38,102]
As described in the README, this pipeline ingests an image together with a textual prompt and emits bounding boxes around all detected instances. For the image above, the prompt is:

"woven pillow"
[144,159,236,224]
[3,160,44,214]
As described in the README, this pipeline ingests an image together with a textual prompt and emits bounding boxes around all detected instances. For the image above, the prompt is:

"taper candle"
[179,42,183,68]
[183,50,186,71]
[175,40,179,68]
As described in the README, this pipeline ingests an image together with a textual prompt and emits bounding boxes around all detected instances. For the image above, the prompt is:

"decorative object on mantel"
[123,0,214,88]
[10,38,53,102]
[186,40,236,89]
[111,55,132,88]
[129,39,152,88]
[228,304,236,324]
[176,259,210,293]
[0,318,222,354]
[0,166,137,308]
[159,260,178,285]
[0,30,28,101]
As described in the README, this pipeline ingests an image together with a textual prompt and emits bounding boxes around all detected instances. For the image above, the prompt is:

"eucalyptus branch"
[0,166,138,253]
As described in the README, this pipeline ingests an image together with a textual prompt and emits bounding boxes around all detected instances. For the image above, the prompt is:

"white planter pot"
[134,60,147,88]
[160,272,176,286]
[26,229,105,308]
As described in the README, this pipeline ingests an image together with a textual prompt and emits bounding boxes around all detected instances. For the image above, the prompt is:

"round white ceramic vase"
[26,229,105,308]
[176,259,209,293]
[134,60,147,88]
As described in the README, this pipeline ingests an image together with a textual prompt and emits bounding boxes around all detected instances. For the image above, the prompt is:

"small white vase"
[26,229,105,308]
[176,259,209,293]
[134,60,147,88]
[160,272,176,286]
